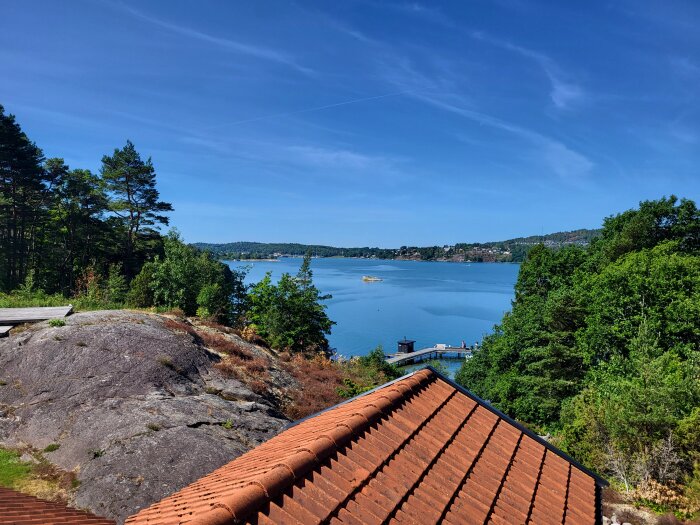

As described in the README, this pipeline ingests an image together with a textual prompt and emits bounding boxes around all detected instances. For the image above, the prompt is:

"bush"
[126,262,155,307]
[247,255,334,354]
[105,263,127,304]
[196,283,228,321]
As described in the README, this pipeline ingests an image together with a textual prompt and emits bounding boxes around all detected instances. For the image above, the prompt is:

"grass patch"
[43,444,60,453]
[48,319,66,327]
[0,449,32,488]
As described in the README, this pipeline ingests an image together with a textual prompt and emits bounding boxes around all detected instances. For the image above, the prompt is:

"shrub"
[127,262,155,307]
[48,319,65,327]
[105,263,127,304]
[197,283,229,322]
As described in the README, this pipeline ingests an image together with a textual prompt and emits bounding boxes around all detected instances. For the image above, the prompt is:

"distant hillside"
[193,229,600,263]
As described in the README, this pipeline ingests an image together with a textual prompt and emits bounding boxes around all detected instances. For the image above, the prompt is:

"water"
[228,258,519,375]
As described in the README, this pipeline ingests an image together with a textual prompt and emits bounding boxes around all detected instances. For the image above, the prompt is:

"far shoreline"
[222,256,521,264]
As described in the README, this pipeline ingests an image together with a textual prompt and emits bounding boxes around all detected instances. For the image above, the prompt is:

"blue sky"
[2,0,699,246]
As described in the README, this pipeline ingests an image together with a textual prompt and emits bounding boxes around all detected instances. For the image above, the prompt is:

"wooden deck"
[0,326,12,338]
[0,306,73,325]
[386,345,473,366]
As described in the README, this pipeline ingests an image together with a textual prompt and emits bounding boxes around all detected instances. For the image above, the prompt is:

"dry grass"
[281,355,345,420]
[162,318,198,338]
[197,319,241,336]
[197,331,255,360]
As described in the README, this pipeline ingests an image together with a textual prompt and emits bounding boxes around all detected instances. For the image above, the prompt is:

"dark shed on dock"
[397,338,415,353]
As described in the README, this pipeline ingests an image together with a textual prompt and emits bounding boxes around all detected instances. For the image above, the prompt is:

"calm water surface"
[228,258,519,374]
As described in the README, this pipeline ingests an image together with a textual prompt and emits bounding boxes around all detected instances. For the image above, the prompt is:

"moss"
[48,319,66,327]
[43,443,60,453]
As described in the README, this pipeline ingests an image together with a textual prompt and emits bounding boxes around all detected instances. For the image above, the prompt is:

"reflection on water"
[229,257,518,377]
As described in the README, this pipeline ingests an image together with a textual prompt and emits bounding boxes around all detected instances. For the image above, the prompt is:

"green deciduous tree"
[456,196,700,493]
[247,254,334,354]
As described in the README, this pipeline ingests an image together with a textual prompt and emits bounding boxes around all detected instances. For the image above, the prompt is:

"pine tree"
[0,105,48,291]
[101,140,172,277]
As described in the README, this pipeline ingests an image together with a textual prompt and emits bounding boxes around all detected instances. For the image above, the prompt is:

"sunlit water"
[226,258,519,377]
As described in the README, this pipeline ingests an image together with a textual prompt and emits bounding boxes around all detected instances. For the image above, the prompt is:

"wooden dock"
[386,345,473,366]
[0,306,73,337]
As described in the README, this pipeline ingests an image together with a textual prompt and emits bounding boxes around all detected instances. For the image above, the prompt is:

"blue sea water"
[227,257,519,376]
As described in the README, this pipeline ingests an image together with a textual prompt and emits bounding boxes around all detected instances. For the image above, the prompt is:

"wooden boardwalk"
[0,326,12,338]
[0,306,73,326]
[386,345,473,366]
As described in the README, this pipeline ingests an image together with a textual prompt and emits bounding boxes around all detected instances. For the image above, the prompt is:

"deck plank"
[0,306,73,325]
[0,326,11,337]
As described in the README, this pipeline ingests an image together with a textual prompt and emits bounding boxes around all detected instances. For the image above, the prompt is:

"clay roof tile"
[127,367,606,525]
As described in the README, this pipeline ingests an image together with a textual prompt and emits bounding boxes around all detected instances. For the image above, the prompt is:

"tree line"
[0,105,334,355]
[456,196,700,514]
[195,229,600,263]
[0,104,173,293]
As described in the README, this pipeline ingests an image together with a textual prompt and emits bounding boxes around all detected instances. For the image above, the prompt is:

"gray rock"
[0,311,289,524]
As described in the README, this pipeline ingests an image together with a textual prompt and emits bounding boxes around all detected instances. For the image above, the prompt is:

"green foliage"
[247,254,334,354]
[133,231,243,324]
[425,359,449,376]
[105,263,128,304]
[456,196,700,494]
[43,443,60,453]
[336,378,371,398]
[126,262,155,307]
[48,319,65,327]
[0,108,174,299]
[101,140,173,278]
[336,346,402,399]
[357,346,401,381]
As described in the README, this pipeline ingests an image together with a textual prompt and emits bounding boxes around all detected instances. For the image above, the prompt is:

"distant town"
[194,228,600,263]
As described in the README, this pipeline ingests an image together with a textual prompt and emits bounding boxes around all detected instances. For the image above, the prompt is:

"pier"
[385,344,474,366]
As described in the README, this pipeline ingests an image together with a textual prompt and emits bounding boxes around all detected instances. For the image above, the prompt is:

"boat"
[362,275,383,282]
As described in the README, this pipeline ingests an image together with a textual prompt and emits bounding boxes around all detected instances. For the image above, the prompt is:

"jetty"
[385,340,474,366]
[0,306,73,337]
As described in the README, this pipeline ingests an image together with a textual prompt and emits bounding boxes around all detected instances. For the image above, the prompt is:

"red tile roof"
[0,487,115,524]
[127,368,605,525]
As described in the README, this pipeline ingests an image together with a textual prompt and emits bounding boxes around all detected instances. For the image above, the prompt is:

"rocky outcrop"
[0,311,290,523]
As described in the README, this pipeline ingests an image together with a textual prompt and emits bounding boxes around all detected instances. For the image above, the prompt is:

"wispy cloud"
[103,0,313,75]
[471,31,584,110]
[286,145,398,171]
[382,58,593,182]
[389,2,455,27]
